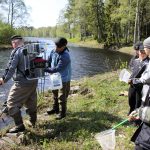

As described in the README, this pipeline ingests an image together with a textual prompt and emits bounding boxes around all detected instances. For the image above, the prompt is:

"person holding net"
[128,42,149,120]
[129,37,150,150]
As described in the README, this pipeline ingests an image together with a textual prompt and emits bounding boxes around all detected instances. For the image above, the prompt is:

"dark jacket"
[131,88,150,149]
[130,58,150,149]
[129,55,139,72]
[130,57,149,80]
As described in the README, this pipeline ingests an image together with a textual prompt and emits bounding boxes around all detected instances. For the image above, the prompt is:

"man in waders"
[0,35,38,133]
[129,37,150,150]
[44,37,71,120]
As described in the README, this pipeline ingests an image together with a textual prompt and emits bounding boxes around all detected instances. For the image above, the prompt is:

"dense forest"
[0,0,150,47]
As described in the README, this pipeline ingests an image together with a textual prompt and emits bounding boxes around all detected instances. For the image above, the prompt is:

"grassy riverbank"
[69,38,103,49]
[0,40,136,149]
[0,44,11,51]
[69,38,134,55]
[0,71,138,150]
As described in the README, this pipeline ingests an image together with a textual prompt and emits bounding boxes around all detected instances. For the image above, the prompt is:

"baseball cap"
[133,41,144,51]
[11,35,23,41]
[55,37,67,48]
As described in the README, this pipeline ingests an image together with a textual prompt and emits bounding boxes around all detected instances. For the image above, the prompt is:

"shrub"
[0,21,15,44]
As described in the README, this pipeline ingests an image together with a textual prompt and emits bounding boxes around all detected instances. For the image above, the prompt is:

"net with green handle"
[95,118,129,150]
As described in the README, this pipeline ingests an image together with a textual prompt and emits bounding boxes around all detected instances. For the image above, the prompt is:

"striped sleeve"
[139,107,150,124]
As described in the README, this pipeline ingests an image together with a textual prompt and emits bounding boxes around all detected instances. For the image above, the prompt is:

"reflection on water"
[0,39,132,129]
[70,46,132,79]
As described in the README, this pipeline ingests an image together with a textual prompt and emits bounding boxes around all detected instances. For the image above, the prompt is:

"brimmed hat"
[143,37,150,49]
[133,41,144,51]
[55,37,67,48]
[11,35,23,41]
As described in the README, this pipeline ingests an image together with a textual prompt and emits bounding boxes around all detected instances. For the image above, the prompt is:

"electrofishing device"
[23,43,48,80]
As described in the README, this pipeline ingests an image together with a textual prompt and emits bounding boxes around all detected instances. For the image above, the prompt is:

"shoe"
[7,124,25,133]
[46,109,59,115]
[55,113,66,120]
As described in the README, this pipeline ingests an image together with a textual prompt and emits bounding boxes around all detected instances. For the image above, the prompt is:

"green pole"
[112,118,129,130]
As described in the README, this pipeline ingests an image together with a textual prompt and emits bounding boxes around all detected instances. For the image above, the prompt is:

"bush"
[0,21,15,44]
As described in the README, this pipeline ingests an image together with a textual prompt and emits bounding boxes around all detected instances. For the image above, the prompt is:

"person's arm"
[129,59,140,80]
[132,63,150,85]
[45,54,70,73]
[2,50,19,83]
[129,57,135,72]
[130,106,150,124]
[138,106,150,124]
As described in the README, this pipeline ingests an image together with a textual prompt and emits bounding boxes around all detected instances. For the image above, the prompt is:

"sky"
[24,0,68,28]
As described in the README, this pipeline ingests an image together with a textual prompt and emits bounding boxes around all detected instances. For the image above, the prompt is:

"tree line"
[0,0,150,48]
[0,0,29,44]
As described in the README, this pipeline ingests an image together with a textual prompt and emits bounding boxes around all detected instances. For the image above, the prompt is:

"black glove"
[44,68,51,73]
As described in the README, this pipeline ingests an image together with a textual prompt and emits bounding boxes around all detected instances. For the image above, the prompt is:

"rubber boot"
[28,111,37,127]
[47,98,59,115]
[8,111,25,133]
[56,103,66,120]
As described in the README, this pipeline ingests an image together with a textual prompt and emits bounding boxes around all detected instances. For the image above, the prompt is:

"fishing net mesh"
[95,129,116,150]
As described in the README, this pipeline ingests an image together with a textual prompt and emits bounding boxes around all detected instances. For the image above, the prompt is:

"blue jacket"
[46,48,71,82]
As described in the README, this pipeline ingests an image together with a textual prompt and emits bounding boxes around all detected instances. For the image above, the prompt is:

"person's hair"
[55,37,67,48]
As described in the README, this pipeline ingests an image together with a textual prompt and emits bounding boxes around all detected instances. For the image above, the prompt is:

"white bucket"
[95,129,116,150]
[119,69,131,83]
[49,72,62,90]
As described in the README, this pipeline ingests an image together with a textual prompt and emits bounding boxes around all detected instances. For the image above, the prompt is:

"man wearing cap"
[129,37,150,150]
[0,35,38,133]
[128,42,149,116]
[44,37,71,119]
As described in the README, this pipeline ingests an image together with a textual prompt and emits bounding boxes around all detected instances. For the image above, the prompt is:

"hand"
[129,110,139,121]
[0,78,4,85]
[44,68,51,73]
[128,79,132,85]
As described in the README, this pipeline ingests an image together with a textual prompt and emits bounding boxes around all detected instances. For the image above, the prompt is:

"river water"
[0,38,132,129]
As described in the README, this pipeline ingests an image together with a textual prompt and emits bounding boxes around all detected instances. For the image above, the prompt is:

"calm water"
[0,39,132,129]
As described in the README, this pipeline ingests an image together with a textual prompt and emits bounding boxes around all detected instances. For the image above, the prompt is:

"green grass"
[2,70,137,150]
[68,37,103,49]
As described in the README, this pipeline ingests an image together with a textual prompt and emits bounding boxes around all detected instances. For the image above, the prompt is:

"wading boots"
[8,111,25,133]
[46,98,59,115]
[56,102,66,120]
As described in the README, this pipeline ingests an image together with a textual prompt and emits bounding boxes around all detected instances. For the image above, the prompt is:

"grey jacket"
[133,60,150,123]
[2,46,38,85]
[129,57,149,79]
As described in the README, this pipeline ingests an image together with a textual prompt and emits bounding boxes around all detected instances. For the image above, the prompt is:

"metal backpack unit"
[23,43,48,80]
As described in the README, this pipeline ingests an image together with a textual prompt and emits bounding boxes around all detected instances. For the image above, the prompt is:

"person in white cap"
[129,37,150,150]
[128,42,149,117]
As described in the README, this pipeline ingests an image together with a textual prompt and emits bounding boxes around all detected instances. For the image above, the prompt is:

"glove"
[44,68,51,73]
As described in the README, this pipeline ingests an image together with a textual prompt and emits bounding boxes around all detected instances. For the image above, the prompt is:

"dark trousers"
[52,81,70,114]
[128,85,142,115]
